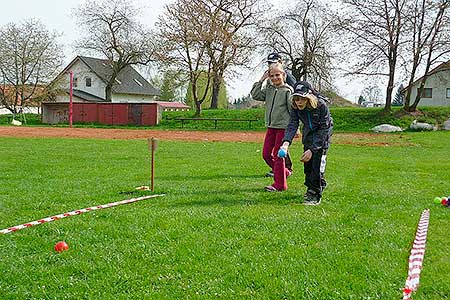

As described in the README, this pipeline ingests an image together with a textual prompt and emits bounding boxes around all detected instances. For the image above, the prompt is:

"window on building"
[419,87,432,98]
[86,77,92,87]
[446,88,450,98]
[73,77,78,88]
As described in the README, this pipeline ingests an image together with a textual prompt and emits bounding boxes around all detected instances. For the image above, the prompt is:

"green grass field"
[2,106,449,132]
[1,132,449,299]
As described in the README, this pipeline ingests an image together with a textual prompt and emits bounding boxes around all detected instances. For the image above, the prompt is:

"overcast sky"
[0,0,362,102]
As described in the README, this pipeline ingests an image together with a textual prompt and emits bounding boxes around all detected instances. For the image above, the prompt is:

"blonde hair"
[268,63,286,81]
[292,93,318,109]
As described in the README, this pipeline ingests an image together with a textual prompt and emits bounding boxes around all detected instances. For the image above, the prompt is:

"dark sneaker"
[303,190,313,201]
[321,178,327,191]
[286,169,293,178]
[303,190,321,205]
[265,170,274,177]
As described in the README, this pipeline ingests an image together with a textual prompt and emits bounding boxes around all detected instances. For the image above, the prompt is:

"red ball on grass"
[54,241,69,252]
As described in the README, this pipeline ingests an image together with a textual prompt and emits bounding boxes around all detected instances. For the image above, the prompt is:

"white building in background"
[404,60,450,107]
[51,56,160,103]
[0,106,39,115]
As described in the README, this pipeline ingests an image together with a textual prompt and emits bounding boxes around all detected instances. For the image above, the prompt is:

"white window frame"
[419,87,432,98]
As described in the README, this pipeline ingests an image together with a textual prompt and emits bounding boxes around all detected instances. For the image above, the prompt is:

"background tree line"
[1,0,449,117]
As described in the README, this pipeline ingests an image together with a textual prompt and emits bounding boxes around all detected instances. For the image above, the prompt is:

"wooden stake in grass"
[149,137,158,192]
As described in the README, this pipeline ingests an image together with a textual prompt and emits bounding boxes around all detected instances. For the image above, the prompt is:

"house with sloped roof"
[403,60,450,107]
[42,56,190,125]
[52,56,160,103]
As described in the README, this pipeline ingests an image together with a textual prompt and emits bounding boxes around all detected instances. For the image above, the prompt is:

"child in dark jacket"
[280,81,333,205]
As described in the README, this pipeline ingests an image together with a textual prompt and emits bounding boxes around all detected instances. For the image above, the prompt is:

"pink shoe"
[265,185,279,192]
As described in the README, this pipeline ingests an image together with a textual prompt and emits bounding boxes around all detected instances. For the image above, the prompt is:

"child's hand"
[300,149,312,162]
[277,142,289,158]
[260,70,269,82]
[280,142,289,152]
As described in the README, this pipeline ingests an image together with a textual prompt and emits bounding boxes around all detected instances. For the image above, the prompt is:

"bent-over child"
[280,81,333,205]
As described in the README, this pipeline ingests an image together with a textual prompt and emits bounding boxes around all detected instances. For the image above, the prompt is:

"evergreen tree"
[159,71,176,101]
[358,95,365,105]
[185,71,228,109]
[393,84,404,106]
[149,70,183,102]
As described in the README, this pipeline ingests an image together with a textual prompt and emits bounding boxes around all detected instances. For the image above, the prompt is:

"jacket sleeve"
[286,72,297,89]
[282,109,300,145]
[310,104,332,152]
[286,91,293,115]
[250,81,266,101]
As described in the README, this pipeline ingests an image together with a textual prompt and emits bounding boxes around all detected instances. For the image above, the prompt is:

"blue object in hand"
[278,148,287,158]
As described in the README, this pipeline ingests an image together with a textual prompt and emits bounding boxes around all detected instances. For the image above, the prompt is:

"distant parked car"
[361,101,382,108]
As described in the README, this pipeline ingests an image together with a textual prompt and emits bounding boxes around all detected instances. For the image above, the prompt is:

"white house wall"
[410,69,450,106]
[54,59,157,103]
[111,94,157,103]
[55,60,106,100]
[55,94,91,103]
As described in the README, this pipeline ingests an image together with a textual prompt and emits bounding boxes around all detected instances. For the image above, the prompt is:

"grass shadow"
[157,174,264,180]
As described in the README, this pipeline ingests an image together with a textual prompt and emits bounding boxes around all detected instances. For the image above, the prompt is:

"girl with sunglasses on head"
[251,63,293,192]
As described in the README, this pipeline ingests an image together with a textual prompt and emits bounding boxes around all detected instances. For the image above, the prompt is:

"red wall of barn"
[112,104,129,125]
[98,104,113,124]
[44,102,159,126]
[141,104,158,125]
[73,103,98,123]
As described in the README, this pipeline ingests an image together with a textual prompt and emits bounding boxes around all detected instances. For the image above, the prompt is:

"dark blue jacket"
[283,99,333,152]
[285,72,296,89]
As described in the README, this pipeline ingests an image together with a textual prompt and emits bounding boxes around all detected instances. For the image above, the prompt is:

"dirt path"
[0,126,406,146]
[0,126,266,142]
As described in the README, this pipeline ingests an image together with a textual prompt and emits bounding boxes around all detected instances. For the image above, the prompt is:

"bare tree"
[156,0,212,116]
[74,0,157,102]
[156,0,262,113]
[361,85,383,104]
[199,0,263,109]
[258,0,336,91]
[402,0,450,111]
[337,0,408,112]
[0,19,63,115]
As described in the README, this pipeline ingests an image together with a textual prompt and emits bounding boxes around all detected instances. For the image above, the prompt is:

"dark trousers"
[285,152,293,171]
[303,148,327,195]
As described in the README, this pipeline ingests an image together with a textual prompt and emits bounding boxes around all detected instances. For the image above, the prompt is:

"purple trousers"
[263,128,289,190]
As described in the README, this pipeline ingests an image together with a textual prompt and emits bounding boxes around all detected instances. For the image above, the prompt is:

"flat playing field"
[0,130,449,299]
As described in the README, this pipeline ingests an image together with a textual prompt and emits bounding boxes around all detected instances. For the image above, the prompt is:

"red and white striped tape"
[403,209,430,300]
[0,194,164,235]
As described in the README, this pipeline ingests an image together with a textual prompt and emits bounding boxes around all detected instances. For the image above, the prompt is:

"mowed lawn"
[0,132,449,299]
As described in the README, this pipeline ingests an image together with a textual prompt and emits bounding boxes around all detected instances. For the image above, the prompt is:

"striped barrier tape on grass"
[0,194,165,235]
[403,209,430,300]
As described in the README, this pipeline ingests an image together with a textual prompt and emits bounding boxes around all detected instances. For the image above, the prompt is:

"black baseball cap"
[267,52,282,63]
[292,81,313,97]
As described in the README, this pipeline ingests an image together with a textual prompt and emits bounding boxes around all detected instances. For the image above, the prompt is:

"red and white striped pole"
[69,71,73,128]
[0,194,164,235]
[402,209,430,300]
